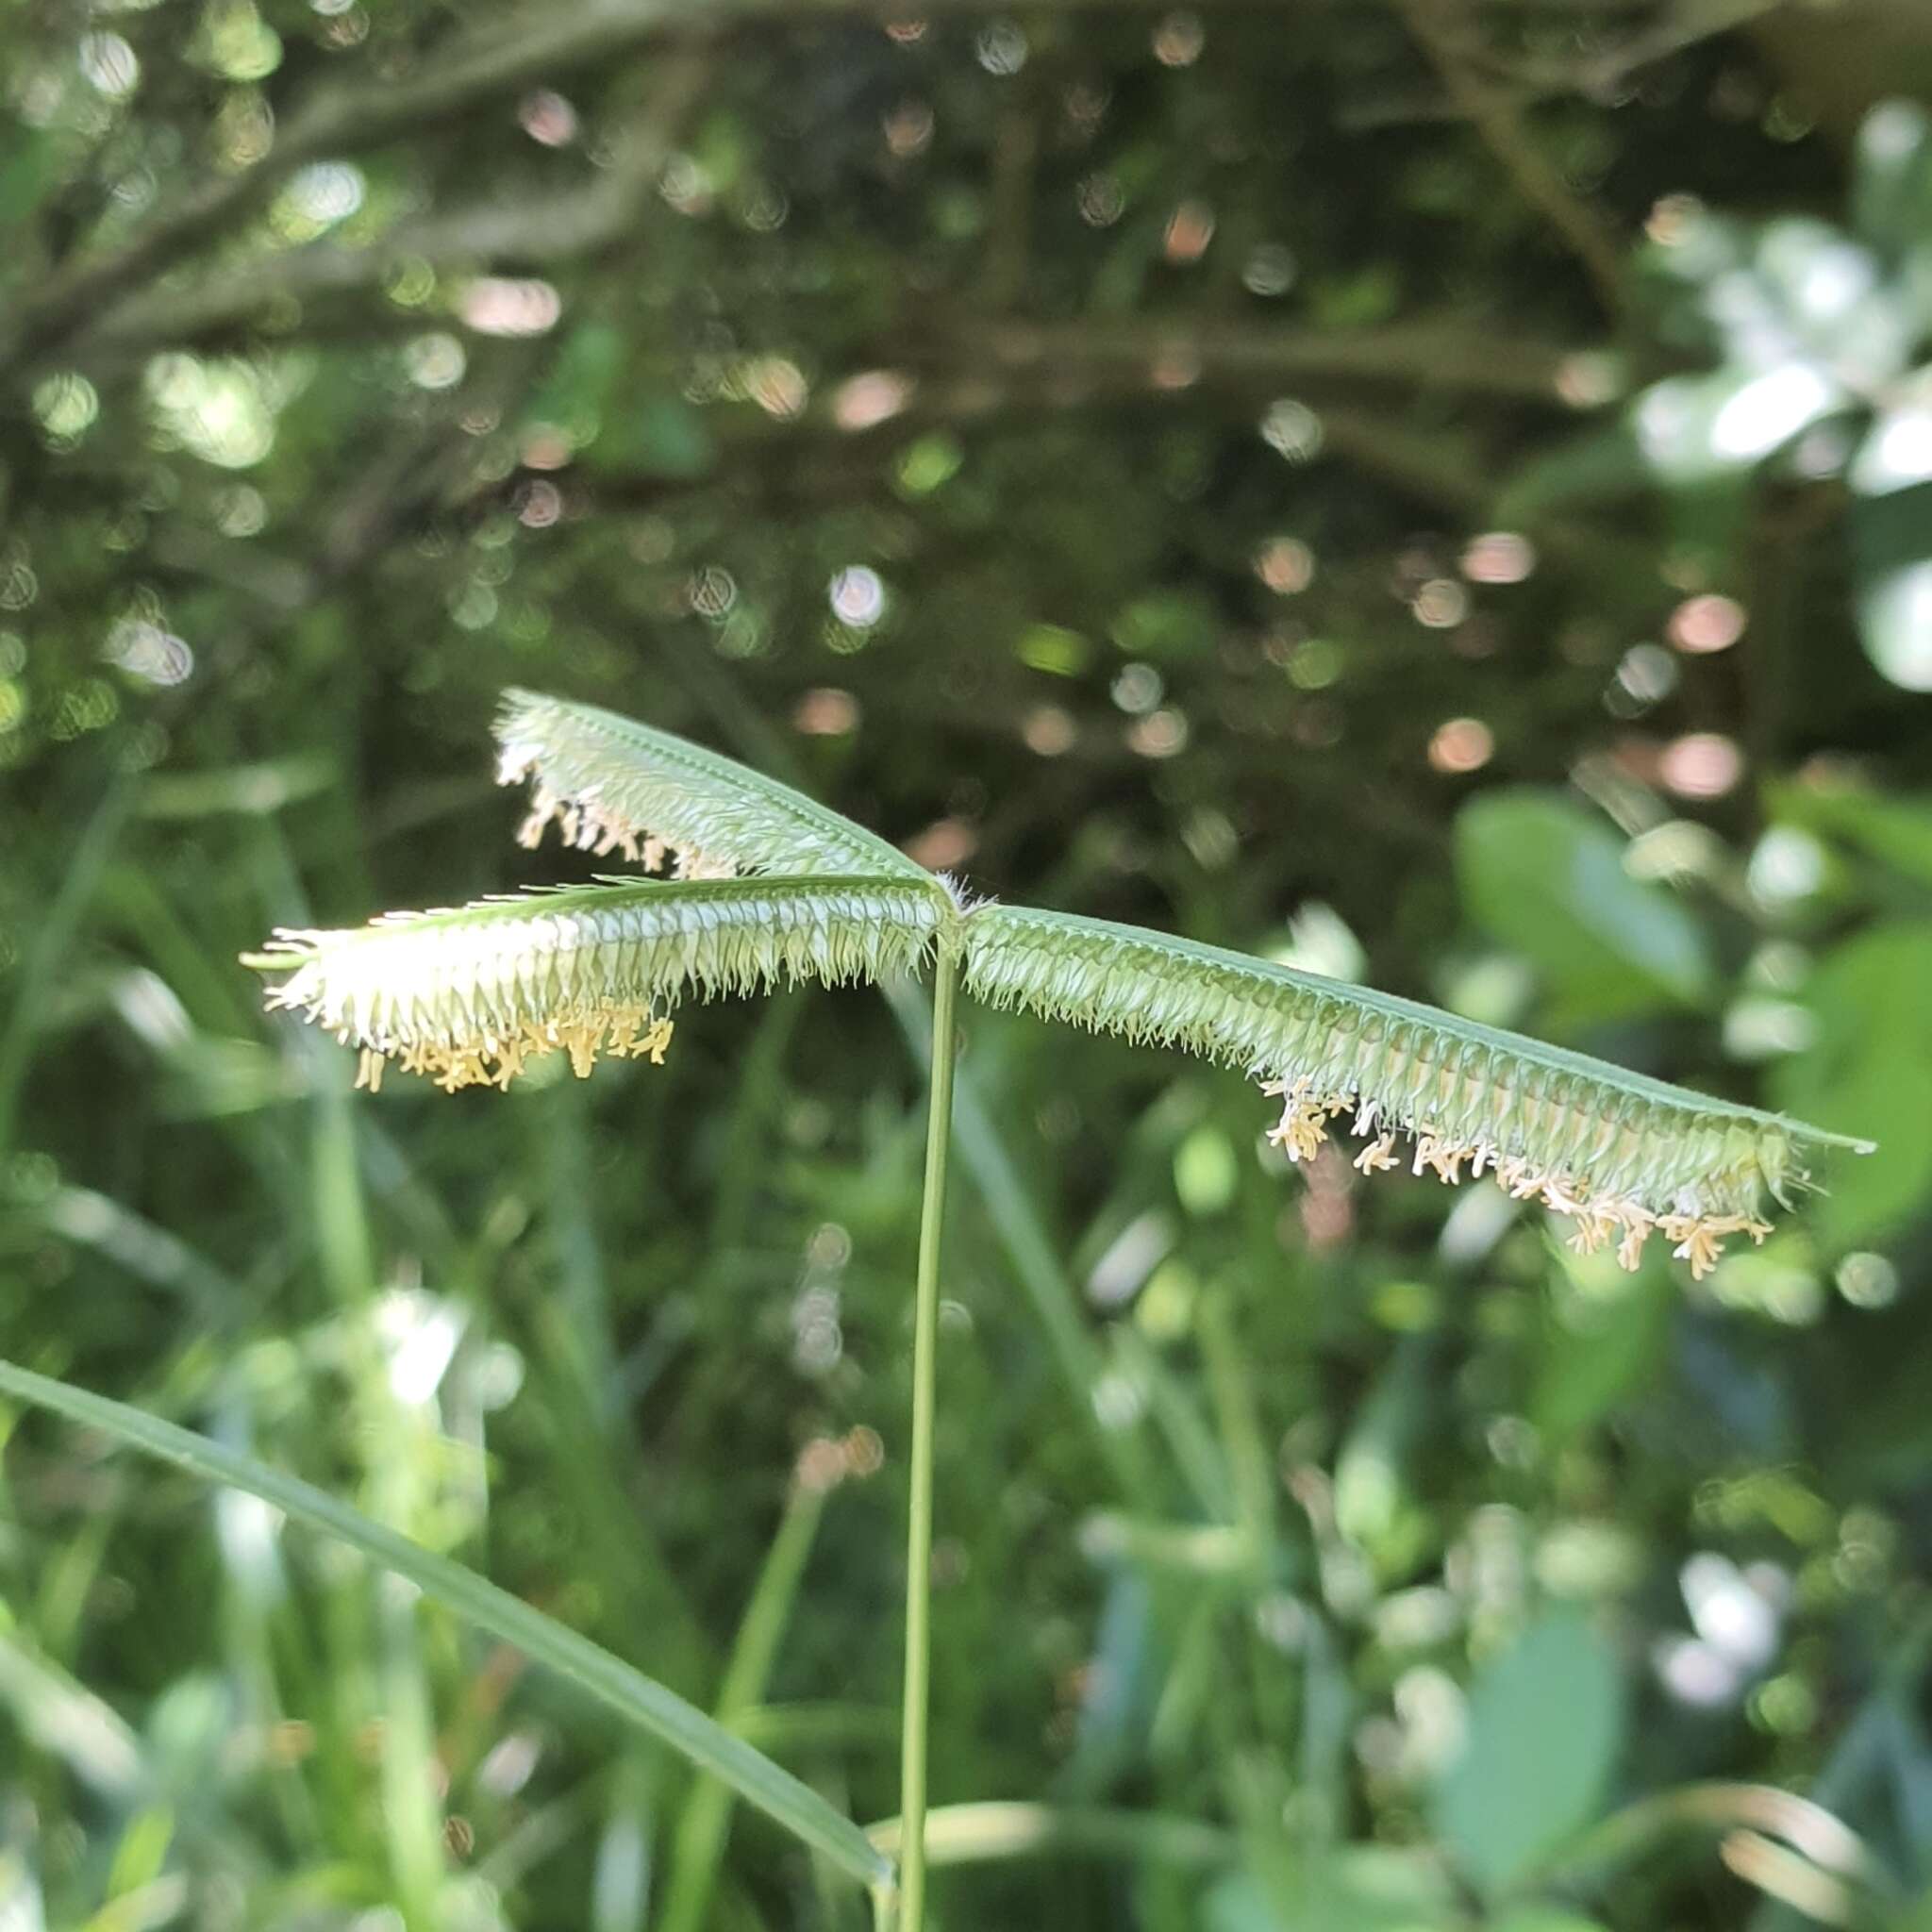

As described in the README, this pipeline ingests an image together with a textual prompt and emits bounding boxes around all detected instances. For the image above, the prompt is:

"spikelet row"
[258,877,943,1093]
[962,905,1827,1277]
[496,688,924,883]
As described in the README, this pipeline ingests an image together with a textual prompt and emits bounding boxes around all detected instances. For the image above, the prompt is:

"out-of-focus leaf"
[1489,1912,1612,1932]
[1491,423,1649,523]
[0,1621,145,1800]
[1207,1849,1458,1932]
[1334,1337,1437,1576]
[1772,923,1932,1246]
[1108,588,1217,660]
[868,1802,1234,1873]
[1456,791,1715,1023]
[1852,484,1932,690]
[599,391,717,479]
[1853,101,1932,258]
[527,322,625,446]
[1752,222,1907,385]
[1634,208,1750,354]
[1531,1261,1673,1452]
[1632,364,1845,484]
[1771,782,1932,887]
[1432,1607,1624,1898]
[136,757,334,819]
[1849,406,1932,496]
[1174,1125,1237,1217]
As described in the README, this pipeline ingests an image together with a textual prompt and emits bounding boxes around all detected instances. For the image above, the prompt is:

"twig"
[1480,0,1783,99]
[58,59,707,375]
[1396,0,1627,315]
[896,313,1591,404]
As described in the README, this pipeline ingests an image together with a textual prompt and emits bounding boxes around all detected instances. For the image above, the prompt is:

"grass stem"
[896,938,959,1932]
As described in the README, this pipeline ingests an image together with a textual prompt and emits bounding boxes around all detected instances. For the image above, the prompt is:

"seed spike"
[254,694,1871,1283]
[962,901,1868,1277]
[250,875,944,1095]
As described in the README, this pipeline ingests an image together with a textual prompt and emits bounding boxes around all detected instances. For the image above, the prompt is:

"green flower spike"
[252,689,1872,1281]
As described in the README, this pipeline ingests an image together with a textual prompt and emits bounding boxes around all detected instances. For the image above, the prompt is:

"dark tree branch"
[56,55,709,377]
[895,313,1598,405]
[1395,0,1628,315]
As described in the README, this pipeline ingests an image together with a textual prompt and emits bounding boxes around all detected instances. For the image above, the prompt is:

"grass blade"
[0,776,137,1158]
[658,1472,832,1932]
[0,1359,893,1892]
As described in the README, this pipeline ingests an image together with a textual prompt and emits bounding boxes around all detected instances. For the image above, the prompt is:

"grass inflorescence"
[961,904,1868,1276]
[496,687,928,884]
[254,876,943,1094]
[253,690,1870,1278]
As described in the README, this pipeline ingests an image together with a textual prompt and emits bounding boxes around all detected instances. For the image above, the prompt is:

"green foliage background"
[2,1,1931,1927]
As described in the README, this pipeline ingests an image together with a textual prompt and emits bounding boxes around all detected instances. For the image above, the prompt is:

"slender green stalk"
[896,938,959,1932]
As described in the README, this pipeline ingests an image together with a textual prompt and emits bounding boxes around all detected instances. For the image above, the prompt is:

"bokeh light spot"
[1152,12,1205,65]
[518,90,577,146]
[106,618,193,687]
[1412,578,1469,628]
[1128,708,1189,758]
[829,566,886,627]
[1022,705,1076,756]
[834,370,914,431]
[80,32,141,97]
[1077,172,1124,227]
[1460,531,1536,585]
[1111,661,1162,713]
[688,566,738,620]
[975,21,1027,74]
[460,278,561,337]
[1241,243,1297,297]
[1669,593,1746,654]
[1163,200,1215,265]
[404,332,466,390]
[1610,642,1678,712]
[747,357,808,420]
[33,373,99,441]
[1255,537,1314,594]
[1260,398,1323,462]
[1427,717,1493,774]
[884,98,934,158]
[793,688,860,737]
[1660,732,1743,799]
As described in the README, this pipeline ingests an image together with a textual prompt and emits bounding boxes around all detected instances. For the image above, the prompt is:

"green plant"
[7,690,1871,1932]
[1502,97,1932,693]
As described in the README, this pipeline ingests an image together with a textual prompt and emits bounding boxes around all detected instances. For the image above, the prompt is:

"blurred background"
[3,0,1932,1926]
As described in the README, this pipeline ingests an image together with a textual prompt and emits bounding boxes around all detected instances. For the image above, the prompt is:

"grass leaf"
[0,1358,894,1892]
